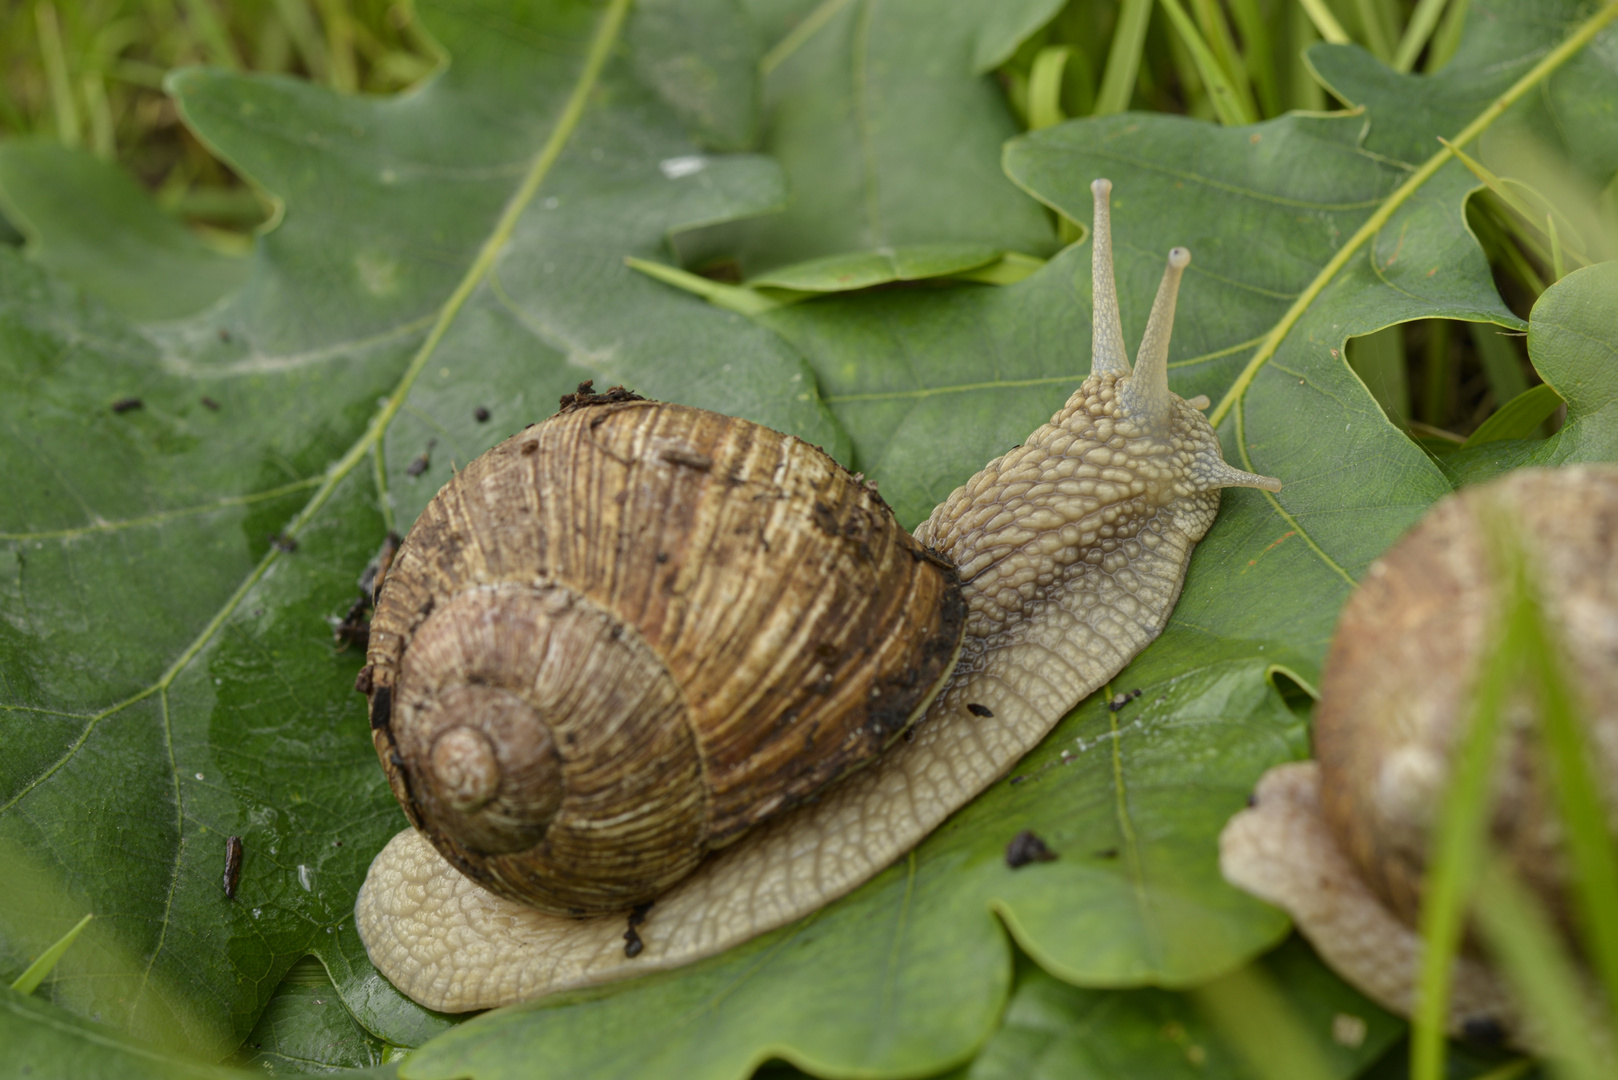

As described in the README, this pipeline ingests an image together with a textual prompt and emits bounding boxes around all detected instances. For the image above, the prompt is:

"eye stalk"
[1089,179,1281,495]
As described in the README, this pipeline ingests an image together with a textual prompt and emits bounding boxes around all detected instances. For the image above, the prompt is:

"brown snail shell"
[1222,465,1618,1046]
[364,395,965,914]
[355,179,1284,1011]
[1317,465,1618,932]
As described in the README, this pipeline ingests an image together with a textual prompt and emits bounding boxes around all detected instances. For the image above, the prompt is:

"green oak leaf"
[390,5,1618,1079]
[1439,261,1618,485]
[5,1,1617,1078]
[2,980,400,1079]
[963,938,1401,1080]
[394,6,1618,1080]
[0,140,250,321]
[1310,2,1618,187]
[1,0,843,1060]
[231,956,391,1073]
[673,0,1062,277]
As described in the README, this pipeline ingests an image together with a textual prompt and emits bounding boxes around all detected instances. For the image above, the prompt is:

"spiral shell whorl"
[388,582,707,913]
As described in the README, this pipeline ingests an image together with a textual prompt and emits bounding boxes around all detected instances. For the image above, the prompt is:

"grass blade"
[1283,3,1327,111]
[10,912,92,995]
[34,1,81,146]
[1348,324,1409,422]
[1095,0,1153,115]
[1421,319,1452,428]
[1474,860,1613,1080]
[271,0,330,83]
[1429,0,1472,70]
[1468,324,1531,407]
[1460,383,1561,447]
[1409,518,1520,1080]
[1353,0,1399,62]
[1192,961,1336,1080]
[1440,137,1594,268]
[1028,45,1071,130]
[1547,215,1567,281]
[624,257,788,316]
[1396,0,1452,72]
[179,0,243,69]
[1228,0,1279,116]
[313,0,357,92]
[1190,0,1258,114]
[82,73,115,159]
[1295,0,1351,45]
[1515,543,1618,1035]
[1157,0,1258,125]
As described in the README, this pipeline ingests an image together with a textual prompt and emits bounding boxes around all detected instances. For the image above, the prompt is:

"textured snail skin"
[355,179,1282,1011]
[1222,465,1618,1048]
[1221,763,1520,1039]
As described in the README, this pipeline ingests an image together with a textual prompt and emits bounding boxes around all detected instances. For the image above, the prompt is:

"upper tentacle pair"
[1087,177,1281,495]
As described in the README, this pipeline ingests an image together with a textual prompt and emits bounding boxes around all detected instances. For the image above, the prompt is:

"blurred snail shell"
[356,179,1283,1011]
[1221,465,1618,1047]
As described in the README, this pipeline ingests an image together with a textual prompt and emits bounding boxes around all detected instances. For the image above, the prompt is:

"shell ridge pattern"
[365,399,964,928]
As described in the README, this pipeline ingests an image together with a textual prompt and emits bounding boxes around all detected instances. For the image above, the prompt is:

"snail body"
[1222,465,1618,1046]
[356,180,1282,1010]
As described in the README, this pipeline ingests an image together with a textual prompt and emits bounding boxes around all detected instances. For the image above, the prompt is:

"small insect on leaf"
[1005,830,1058,868]
[223,836,244,900]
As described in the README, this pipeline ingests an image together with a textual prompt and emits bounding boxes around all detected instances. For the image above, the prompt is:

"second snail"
[1223,465,1618,1049]
[354,179,1283,1011]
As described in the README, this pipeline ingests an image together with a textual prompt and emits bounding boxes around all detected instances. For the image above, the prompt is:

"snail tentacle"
[1089,178,1131,377]
[1118,247,1190,431]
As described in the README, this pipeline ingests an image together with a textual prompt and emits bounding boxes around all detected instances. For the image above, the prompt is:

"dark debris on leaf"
[557,379,647,414]
[1108,688,1142,713]
[1005,830,1057,868]
[407,440,435,477]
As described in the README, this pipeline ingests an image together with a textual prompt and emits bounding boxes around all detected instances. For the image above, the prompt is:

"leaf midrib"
[1161,4,1618,594]
[1208,3,1618,430]
[1,0,635,945]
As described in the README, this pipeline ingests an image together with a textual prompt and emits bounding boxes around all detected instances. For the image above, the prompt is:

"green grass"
[1,1,1581,441]
[997,0,1616,445]
[0,0,438,225]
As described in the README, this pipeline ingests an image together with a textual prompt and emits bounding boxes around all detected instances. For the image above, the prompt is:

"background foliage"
[1,0,1615,1078]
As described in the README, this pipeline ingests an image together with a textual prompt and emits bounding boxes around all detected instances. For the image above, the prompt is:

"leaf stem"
[1208,0,1618,429]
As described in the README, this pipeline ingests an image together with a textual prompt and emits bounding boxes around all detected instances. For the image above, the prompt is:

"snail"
[1220,465,1618,1048]
[354,179,1283,1011]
